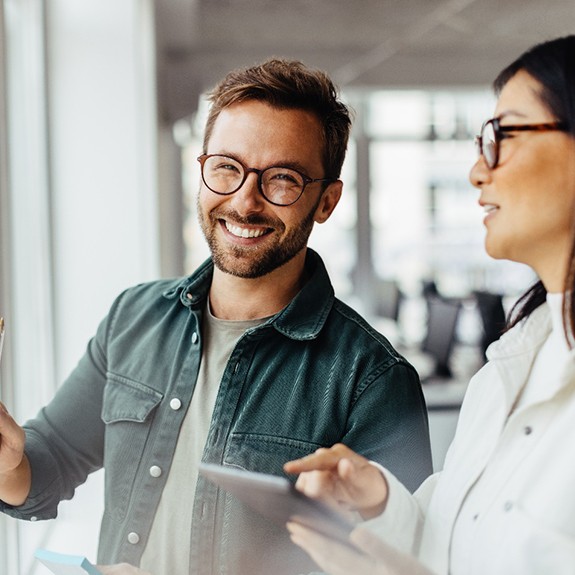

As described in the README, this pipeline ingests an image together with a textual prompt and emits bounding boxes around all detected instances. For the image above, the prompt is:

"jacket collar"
[487,302,575,409]
[487,302,551,361]
[161,248,335,341]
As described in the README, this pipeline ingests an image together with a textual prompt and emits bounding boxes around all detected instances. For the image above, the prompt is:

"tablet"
[199,462,355,545]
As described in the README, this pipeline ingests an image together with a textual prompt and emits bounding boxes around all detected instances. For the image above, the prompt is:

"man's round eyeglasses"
[197,154,335,207]
[475,117,567,169]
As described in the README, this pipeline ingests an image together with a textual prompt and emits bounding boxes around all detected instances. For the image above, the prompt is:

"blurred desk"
[422,379,468,411]
[374,317,478,471]
[402,343,473,471]
[421,379,468,472]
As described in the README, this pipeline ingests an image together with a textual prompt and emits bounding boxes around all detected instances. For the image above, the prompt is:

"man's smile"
[223,220,270,239]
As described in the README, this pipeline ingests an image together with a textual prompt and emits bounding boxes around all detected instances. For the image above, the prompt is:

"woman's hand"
[284,443,388,519]
[287,522,434,575]
[97,564,152,575]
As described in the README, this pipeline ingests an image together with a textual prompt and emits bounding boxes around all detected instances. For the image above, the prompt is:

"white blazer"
[367,302,575,574]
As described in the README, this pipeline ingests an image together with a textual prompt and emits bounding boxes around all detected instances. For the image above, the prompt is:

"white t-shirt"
[139,303,266,574]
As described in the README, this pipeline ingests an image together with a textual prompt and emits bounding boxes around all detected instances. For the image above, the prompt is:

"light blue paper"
[34,549,102,575]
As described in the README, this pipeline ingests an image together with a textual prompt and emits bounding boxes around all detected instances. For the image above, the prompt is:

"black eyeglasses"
[475,117,567,169]
[197,154,335,207]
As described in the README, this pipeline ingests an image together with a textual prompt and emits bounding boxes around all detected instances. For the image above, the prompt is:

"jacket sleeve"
[364,466,440,555]
[0,306,113,521]
[341,360,433,493]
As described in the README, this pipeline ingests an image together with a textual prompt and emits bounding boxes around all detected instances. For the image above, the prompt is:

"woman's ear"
[314,181,342,224]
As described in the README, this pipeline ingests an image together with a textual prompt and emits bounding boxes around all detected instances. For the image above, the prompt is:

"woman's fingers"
[287,521,379,575]
[287,521,435,575]
[350,528,435,575]
[286,444,388,516]
[284,443,360,474]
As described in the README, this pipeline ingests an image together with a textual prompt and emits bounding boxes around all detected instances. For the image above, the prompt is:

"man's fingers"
[97,564,152,575]
[0,402,13,428]
[0,403,25,462]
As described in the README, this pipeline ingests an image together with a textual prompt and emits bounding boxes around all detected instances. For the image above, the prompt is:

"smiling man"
[0,59,432,575]
[196,98,340,315]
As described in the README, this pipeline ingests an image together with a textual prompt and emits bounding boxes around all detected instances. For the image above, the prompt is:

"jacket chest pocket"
[222,433,322,477]
[101,374,163,521]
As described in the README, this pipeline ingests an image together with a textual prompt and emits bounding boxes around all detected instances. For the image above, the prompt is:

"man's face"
[198,99,337,279]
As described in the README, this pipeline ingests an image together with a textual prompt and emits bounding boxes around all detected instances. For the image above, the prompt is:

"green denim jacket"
[2,249,432,574]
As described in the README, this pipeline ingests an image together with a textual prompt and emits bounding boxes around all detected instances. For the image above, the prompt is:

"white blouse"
[449,292,570,573]
[366,298,575,575]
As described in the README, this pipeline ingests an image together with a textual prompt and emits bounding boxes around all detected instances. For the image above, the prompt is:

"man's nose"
[229,171,266,211]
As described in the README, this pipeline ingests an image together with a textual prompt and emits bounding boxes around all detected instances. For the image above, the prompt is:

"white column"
[0,2,160,572]
[47,0,160,382]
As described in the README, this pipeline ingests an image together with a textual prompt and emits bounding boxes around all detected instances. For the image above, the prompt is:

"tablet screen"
[199,462,355,545]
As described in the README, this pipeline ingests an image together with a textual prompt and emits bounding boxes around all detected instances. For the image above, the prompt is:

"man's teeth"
[225,222,267,238]
[484,204,499,214]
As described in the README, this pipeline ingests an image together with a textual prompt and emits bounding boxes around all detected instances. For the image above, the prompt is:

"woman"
[284,35,575,575]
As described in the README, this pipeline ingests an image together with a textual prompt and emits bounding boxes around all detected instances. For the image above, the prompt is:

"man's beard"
[197,196,318,279]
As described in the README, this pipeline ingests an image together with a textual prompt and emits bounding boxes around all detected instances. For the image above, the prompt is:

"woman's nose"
[469,154,491,189]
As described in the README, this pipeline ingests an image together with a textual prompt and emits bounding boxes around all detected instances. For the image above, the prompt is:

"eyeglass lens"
[201,155,305,206]
[481,121,498,168]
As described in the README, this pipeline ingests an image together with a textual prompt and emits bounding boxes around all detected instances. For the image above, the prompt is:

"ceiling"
[154,0,575,123]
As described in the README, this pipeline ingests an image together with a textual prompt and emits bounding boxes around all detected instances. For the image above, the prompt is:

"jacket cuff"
[0,429,61,521]
[362,462,423,554]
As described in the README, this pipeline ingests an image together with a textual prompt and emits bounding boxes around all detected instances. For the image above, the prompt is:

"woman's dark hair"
[495,35,575,341]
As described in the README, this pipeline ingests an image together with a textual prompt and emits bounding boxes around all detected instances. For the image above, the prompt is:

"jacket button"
[169,398,182,410]
[149,465,162,478]
[30,516,38,522]
[128,532,140,545]
[191,332,198,344]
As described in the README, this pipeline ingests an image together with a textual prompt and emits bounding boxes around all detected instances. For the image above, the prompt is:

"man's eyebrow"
[208,152,314,175]
[206,150,240,161]
[272,160,312,174]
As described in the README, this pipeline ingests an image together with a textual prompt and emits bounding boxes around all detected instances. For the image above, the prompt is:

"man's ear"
[313,180,342,224]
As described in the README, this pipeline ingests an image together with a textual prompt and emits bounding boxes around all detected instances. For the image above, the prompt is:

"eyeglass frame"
[474,117,567,169]
[197,154,336,207]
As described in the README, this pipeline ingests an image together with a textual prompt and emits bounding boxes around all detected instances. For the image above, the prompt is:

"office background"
[1,1,573,573]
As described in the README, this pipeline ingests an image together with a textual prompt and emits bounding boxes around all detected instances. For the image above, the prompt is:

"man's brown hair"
[203,58,352,179]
